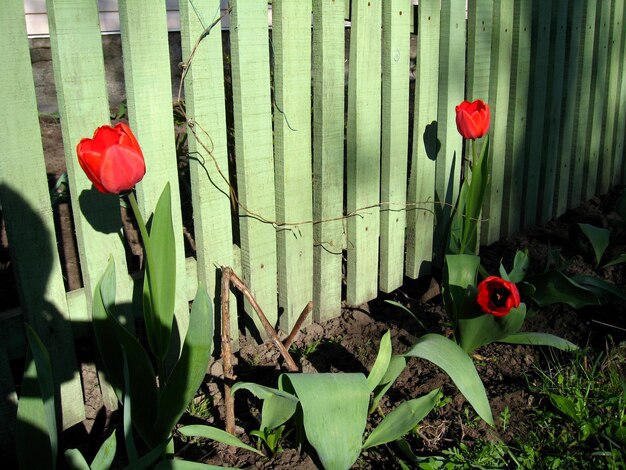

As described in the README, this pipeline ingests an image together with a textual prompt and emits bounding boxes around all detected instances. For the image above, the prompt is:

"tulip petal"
[99,145,146,194]
[116,122,142,153]
[76,142,107,193]
[91,125,123,154]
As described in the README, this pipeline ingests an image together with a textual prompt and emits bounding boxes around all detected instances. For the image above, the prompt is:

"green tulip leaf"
[279,373,371,470]
[154,460,237,469]
[231,382,299,431]
[122,347,138,464]
[363,388,441,449]
[458,304,526,353]
[443,254,481,322]
[141,183,177,362]
[16,326,57,470]
[528,270,600,308]
[578,223,610,266]
[154,286,213,442]
[461,135,490,254]
[366,330,392,392]
[498,332,578,351]
[370,355,407,413]
[64,449,90,470]
[90,431,117,470]
[602,253,626,268]
[403,334,493,425]
[123,437,172,470]
[570,275,626,302]
[178,425,263,456]
[92,258,159,447]
[500,249,530,284]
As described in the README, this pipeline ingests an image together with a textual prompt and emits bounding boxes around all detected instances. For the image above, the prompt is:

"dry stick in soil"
[220,267,236,435]
[282,301,314,350]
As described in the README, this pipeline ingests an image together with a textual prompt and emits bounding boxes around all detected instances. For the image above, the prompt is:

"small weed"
[499,405,511,432]
[290,338,323,360]
[186,393,213,421]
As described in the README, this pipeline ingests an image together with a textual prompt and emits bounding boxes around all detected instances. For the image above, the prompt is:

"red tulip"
[76,123,146,194]
[455,100,490,140]
[476,276,521,317]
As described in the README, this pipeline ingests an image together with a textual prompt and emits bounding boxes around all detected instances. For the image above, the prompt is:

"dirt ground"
[1,117,625,469]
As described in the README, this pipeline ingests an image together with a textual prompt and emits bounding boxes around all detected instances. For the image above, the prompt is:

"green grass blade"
[23,323,58,466]
[178,425,263,456]
[153,287,213,442]
[403,334,493,425]
[366,330,392,392]
[92,258,159,447]
[90,431,117,470]
[64,448,91,470]
[281,373,370,470]
[499,332,578,351]
[363,388,440,449]
[231,382,299,431]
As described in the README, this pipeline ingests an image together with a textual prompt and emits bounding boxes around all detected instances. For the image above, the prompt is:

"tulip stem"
[472,139,477,171]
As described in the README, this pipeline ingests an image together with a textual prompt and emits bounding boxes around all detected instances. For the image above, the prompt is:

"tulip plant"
[76,124,255,466]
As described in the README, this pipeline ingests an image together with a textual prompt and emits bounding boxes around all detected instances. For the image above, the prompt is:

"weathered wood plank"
[538,0,568,224]
[346,0,382,305]
[118,0,189,344]
[435,0,466,258]
[0,0,84,428]
[601,0,624,193]
[273,0,314,331]
[522,0,552,227]
[555,0,585,217]
[504,0,532,235]
[569,0,597,208]
[312,0,345,321]
[229,0,278,336]
[179,0,237,348]
[584,0,610,200]
[0,349,17,460]
[379,0,410,292]
[482,0,513,244]
[615,2,626,186]
[405,0,440,279]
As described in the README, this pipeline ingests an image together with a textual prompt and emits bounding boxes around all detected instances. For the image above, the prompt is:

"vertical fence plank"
[379,0,410,292]
[435,0,466,259]
[0,0,84,428]
[538,0,568,224]
[229,0,278,335]
[405,0,440,279]
[522,0,552,227]
[615,4,626,185]
[570,0,597,208]
[179,1,237,347]
[504,0,532,235]
[312,0,345,321]
[585,0,610,200]
[273,0,313,331]
[555,0,585,218]
[482,1,513,244]
[346,0,382,305]
[601,0,624,193]
[118,0,189,344]
[46,0,132,413]
[0,349,17,459]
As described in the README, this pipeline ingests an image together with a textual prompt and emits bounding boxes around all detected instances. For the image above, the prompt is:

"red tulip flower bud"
[476,276,521,317]
[455,100,490,140]
[76,123,146,194]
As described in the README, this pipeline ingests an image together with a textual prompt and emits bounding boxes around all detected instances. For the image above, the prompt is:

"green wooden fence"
[1,0,625,435]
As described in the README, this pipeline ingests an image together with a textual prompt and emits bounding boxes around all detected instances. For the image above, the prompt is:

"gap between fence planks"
[219,266,313,435]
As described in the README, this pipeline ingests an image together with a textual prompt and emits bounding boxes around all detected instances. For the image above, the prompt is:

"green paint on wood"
[538,0,568,224]
[482,0,513,244]
[312,0,345,321]
[380,0,410,293]
[118,0,189,346]
[179,0,237,349]
[346,0,382,305]
[435,0,466,261]
[555,0,585,217]
[406,0,440,279]
[601,0,624,193]
[504,0,532,235]
[615,3,626,185]
[570,0,597,208]
[273,0,314,332]
[584,0,610,200]
[0,348,17,460]
[0,0,84,429]
[522,0,552,227]
[230,0,278,336]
